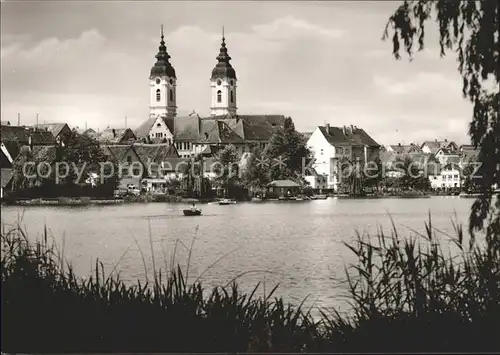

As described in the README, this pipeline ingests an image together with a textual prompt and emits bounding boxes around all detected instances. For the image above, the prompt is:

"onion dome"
[150,25,176,79]
[211,30,236,81]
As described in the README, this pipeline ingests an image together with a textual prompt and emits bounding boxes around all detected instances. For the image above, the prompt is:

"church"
[135,26,287,158]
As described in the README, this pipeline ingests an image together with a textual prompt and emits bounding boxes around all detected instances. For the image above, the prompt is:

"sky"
[1,1,473,145]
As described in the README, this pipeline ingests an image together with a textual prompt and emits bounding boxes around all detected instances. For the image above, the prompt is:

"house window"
[230,91,234,103]
[127,156,132,163]
[169,89,173,101]
[320,149,324,155]
[217,90,222,103]
[157,123,161,127]
[156,89,161,102]
[454,174,458,179]
[133,168,140,176]
[121,168,128,177]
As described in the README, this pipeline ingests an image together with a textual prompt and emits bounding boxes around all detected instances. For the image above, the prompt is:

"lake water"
[1,196,473,315]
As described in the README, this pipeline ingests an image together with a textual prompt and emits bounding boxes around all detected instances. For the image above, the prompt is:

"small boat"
[218,199,236,205]
[183,208,202,216]
[311,194,328,200]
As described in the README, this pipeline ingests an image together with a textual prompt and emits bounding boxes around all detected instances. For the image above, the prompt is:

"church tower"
[149,25,177,118]
[210,28,237,116]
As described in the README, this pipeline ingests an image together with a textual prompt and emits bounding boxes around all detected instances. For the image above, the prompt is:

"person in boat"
[191,202,198,212]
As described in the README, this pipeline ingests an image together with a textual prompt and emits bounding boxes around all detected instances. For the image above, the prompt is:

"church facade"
[135,27,286,158]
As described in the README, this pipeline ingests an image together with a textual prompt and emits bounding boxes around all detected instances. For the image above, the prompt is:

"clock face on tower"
[217,79,222,86]
[155,78,161,84]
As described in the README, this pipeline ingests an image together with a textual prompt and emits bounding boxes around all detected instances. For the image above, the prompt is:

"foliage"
[263,117,312,183]
[383,0,499,234]
[241,146,271,189]
[213,145,241,197]
[2,217,499,352]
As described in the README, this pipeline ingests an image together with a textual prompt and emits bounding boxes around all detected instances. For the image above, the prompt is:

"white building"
[210,32,237,116]
[306,124,380,191]
[149,26,177,119]
[428,163,461,190]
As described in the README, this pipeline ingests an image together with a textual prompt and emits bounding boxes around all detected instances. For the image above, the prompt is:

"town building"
[421,139,458,155]
[34,123,72,144]
[97,128,137,145]
[135,27,287,160]
[306,124,380,191]
[428,162,462,191]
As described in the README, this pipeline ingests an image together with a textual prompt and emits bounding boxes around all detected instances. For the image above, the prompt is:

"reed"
[1,213,499,352]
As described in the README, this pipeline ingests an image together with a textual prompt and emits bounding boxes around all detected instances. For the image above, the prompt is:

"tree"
[383,0,499,234]
[213,145,241,197]
[241,146,270,191]
[264,117,312,183]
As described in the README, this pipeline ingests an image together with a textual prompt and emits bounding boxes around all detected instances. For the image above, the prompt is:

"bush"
[1,215,499,352]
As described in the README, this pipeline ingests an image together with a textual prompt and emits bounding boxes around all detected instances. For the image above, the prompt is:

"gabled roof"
[318,125,379,147]
[1,168,14,188]
[301,132,313,141]
[133,143,179,165]
[135,116,174,139]
[389,143,422,154]
[98,128,136,144]
[30,130,56,145]
[1,125,29,144]
[101,145,137,163]
[34,123,69,138]
[1,141,21,162]
[1,121,11,126]
[422,140,457,154]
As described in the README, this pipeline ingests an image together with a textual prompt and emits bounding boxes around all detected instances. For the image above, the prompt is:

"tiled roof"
[422,140,457,154]
[1,125,29,144]
[1,121,11,126]
[34,123,69,138]
[389,144,422,154]
[133,143,179,165]
[1,168,14,188]
[135,116,174,139]
[30,130,56,145]
[82,128,98,137]
[98,128,136,144]
[319,125,379,147]
[174,116,201,141]
[101,145,135,163]
[461,149,480,163]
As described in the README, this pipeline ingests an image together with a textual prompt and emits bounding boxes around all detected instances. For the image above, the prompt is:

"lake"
[1,196,473,315]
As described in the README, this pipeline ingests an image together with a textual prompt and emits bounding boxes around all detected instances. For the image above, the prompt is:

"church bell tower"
[149,25,177,118]
[210,27,237,116]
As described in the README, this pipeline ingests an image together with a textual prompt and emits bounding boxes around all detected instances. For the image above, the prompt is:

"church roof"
[150,26,176,79]
[211,35,236,81]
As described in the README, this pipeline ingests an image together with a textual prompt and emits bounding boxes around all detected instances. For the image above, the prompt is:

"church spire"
[150,24,176,79]
[211,27,236,81]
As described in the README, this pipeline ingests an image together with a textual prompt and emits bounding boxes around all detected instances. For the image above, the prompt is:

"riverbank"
[1,217,498,353]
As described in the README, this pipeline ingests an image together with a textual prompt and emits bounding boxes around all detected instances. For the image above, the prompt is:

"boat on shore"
[311,194,328,200]
[459,192,482,198]
[218,198,236,205]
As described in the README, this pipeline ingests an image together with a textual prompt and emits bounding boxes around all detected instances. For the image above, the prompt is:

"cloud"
[252,15,346,40]
[373,72,460,96]
[17,29,106,66]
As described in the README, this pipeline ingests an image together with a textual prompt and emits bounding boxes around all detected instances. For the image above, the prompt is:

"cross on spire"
[161,24,164,39]
[222,25,225,40]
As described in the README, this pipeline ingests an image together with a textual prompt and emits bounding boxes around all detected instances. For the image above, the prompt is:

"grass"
[1,214,499,352]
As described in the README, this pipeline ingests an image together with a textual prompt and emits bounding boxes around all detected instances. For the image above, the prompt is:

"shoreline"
[1,193,481,206]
